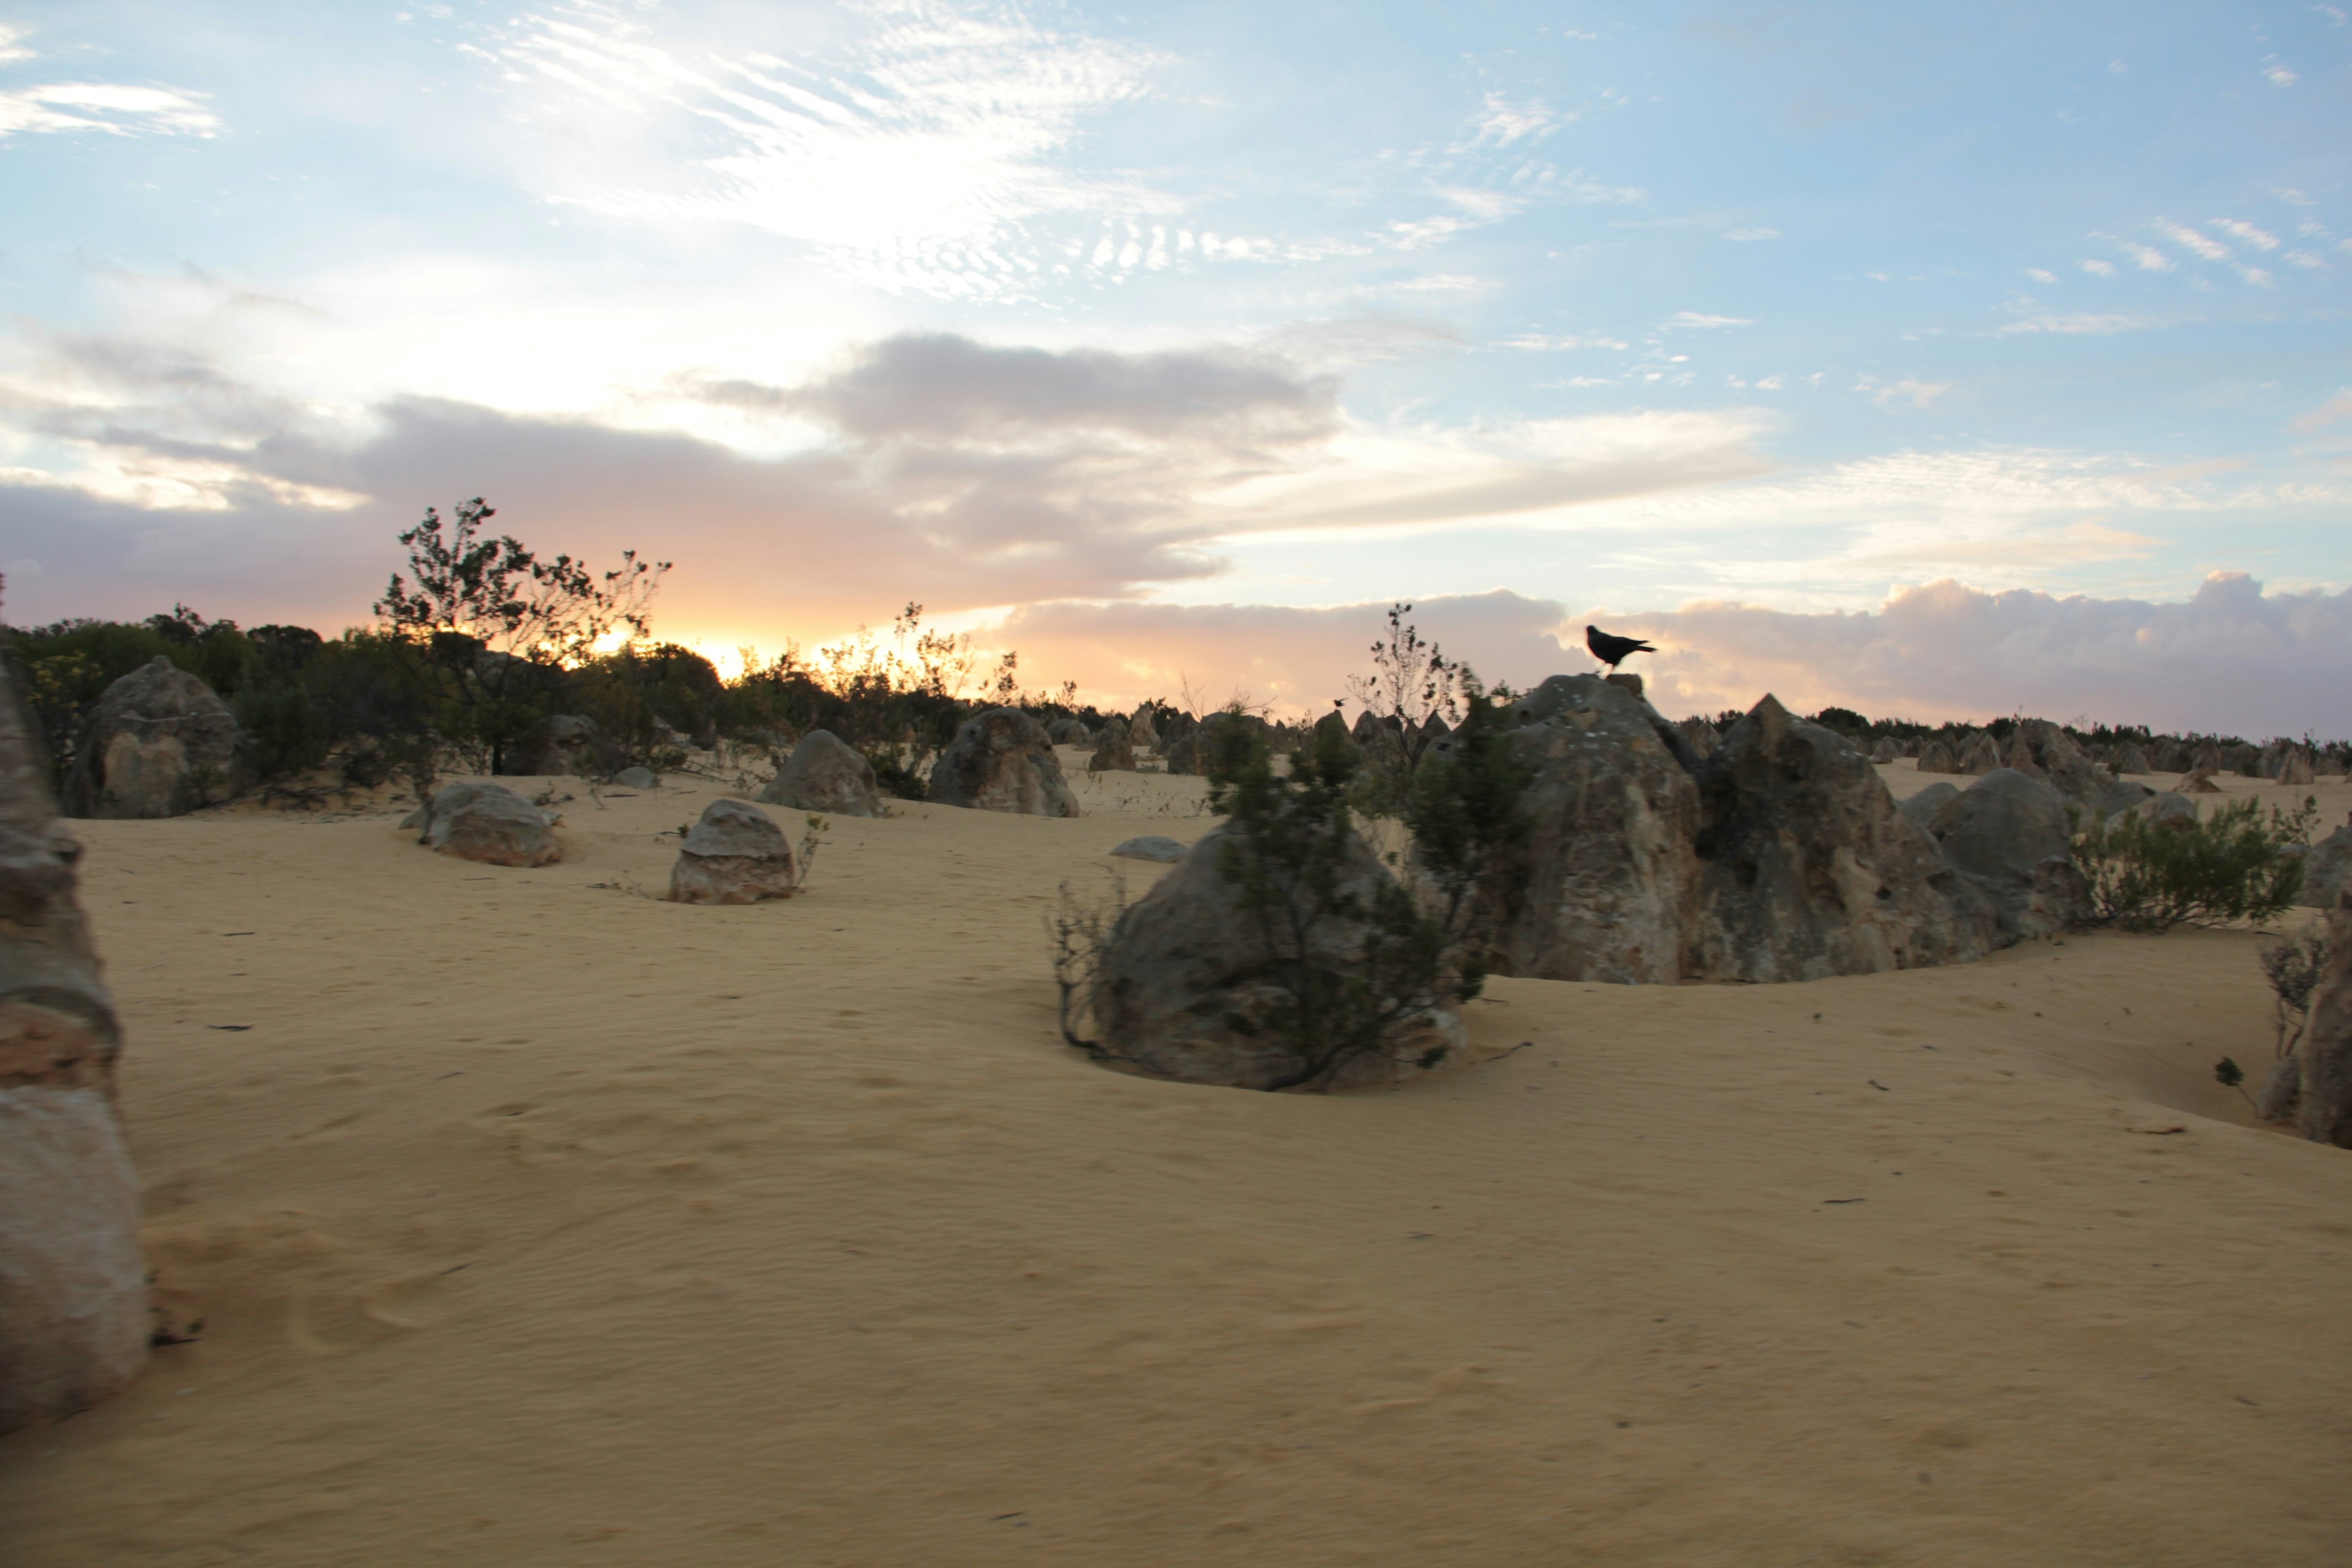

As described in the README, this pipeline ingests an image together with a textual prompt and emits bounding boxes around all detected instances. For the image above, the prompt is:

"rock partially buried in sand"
[62,656,246,820]
[2297,896,2352,1147]
[1692,696,1992,982]
[927,709,1080,817]
[613,766,658,790]
[1109,835,1186,863]
[0,676,149,1434]
[1087,717,1137,774]
[1898,782,1960,832]
[760,729,880,818]
[407,783,560,867]
[1926,768,2080,946]
[2299,826,2352,910]
[1093,822,1463,1090]
[668,798,801,905]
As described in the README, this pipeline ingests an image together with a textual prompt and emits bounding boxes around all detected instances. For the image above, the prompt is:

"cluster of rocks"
[1898,726,2342,785]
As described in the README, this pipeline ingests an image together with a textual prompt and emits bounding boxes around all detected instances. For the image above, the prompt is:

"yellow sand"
[4,755,2350,1566]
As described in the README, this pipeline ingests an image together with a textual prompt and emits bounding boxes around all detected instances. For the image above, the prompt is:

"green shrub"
[2071,796,2315,932]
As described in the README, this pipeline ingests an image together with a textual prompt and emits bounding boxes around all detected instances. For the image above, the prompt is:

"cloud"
[1607,574,2352,734]
[1993,312,2157,336]
[1460,92,1562,149]
[2212,218,2280,251]
[2024,268,2057,284]
[2080,258,2117,277]
[2154,219,2229,261]
[2263,60,2298,87]
[2292,390,2352,432]
[1665,312,1754,330]
[1856,376,1949,409]
[0,22,33,64]
[1723,227,1779,241]
[0,81,220,139]
[2119,242,2173,271]
[1493,333,1631,352]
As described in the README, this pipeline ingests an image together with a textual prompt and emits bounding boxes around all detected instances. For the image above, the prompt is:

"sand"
[4,755,2350,1566]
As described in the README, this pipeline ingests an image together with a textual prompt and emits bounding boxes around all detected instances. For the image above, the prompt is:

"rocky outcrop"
[1128,709,1160,752]
[0,676,148,1434]
[501,714,624,778]
[403,782,560,867]
[1677,717,1721,759]
[63,657,244,819]
[1898,782,1959,831]
[1087,717,1136,774]
[2113,743,2152,776]
[2299,826,2352,910]
[1999,719,2150,816]
[760,729,880,818]
[1956,731,2003,776]
[927,709,1080,817]
[2297,899,2352,1148]
[1870,736,1901,763]
[1917,739,1959,774]
[1924,769,2081,945]
[1047,717,1092,746]
[1691,697,1992,982]
[1093,822,1464,1091]
[1488,676,1701,985]
[668,799,801,904]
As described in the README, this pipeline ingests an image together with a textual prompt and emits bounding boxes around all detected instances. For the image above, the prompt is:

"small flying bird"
[1586,624,1656,672]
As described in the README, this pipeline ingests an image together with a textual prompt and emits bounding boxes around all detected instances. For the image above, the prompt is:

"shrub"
[2071,796,2315,932]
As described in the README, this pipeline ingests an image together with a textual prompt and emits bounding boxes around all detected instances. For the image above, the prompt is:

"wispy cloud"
[2079,258,2116,277]
[2212,218,2280,251]
[1458,92,1563,149]
[2118,242,2172,271]
[1665,311,1754,330]
[1494,333,1631,351]
[1723,227,1779,241]
[0,81,220,140]
[2154,219,2228,261]
[1856,376,1949,409]
[1994,312,2158,336]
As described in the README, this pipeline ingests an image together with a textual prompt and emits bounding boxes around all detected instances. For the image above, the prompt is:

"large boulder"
[927,709,1080,817]
[1690,696,1992,982]
[1128,708,1160,752]
[2278,749,2316,786]
[1047,717,1092,747]
[1092,822,1464,1091]
[1898,782,1960,831]
[1870,736,1902,764]
[1488,676,1701,985]
[2299,826,2352,910]
[2297,898,2352,1147]
[500,714,623,778]
[1087,717,1137,774]
[405,782,560,867]
[759,729,880,818]
[2113,742,2153,776]
[0,677,148,1434]
[1677,717,1721,759]
[63,656,244,819]
[1956,731,2003,776]
[668,799,801,904]
[2123,791,2200,834]
[1916,739,1959,774]
[1925,769,2081,945]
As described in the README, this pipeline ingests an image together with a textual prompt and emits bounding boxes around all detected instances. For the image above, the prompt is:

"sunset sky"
[3,1,2348,730]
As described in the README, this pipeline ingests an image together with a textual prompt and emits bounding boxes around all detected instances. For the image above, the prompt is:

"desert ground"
[3,756,2350,1566]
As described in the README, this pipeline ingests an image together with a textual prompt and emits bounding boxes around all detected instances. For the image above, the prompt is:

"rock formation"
[2113,743,2152,776]
[2299,826,2352,909]
[1109,835,1186,863]
[1087,717,1137,774]
[1488,676,1701,985]
[1870,736,1901,764]
[2296,897,2352,1147]
[1047,717,1092,746]
[1690,697,1992,982]
[1916,739,1959,774]
[63,657,244,819]
[1898,782,1959,831]
[402,782,560,867]
[0,676,148,1434]
[501,714,624,778]
[1676,717,1721,759]
[1092,822,1464,1090]
[1924,769,2081,944]
[2278,749,2316,786]
[668,799,801,904]
[760,729,881,818]
[1128,708,1160,752]
[926,709,1080,817]
[1956,731,2003,776]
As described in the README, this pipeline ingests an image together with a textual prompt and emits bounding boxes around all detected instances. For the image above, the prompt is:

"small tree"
[1197,677,1534,1091]
[1343,603,1461,815]
[373,499,668,780]
[2071,796,2314,932]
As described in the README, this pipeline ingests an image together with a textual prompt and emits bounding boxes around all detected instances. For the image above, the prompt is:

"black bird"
[1586,624,1656,672]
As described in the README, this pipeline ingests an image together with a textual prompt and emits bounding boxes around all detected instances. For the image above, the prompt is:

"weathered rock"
[2299,826,2352,909]
[1677,717,1721,758]
[1956,731,2002,775]
[2297,899,2352,1147]
[2175,766,2222,794]
[2259,1057,2302,1122]
[1899,782,1960,831]
[1488,676,1701,985]
[668,798,800,904]
[1916,739,1959,774]
[1087,717,1137,774]
[0,675,148,1434]
[62,657,244,819]
[2278,749,2316,786]
[927,709,1080,816]
[1093,822,1464,1090]
[1870,736,1901,764]
[1691,696,1992,982]
[1047,717,1092,746]
[2000,719,2143,815]
[1604,672,1644,700]
[613,766,658,790]
[2260,739,2293,778]
[502,714,624,778]
[759,729,880,818]
[2113,743,2152,776]
[1128,708,1160,752]
[1926,769,2081,946]
[408,782,560,867]
[1109,835,1187,863]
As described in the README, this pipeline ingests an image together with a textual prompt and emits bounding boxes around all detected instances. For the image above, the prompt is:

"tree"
[1342,603,1463,815]
[372,499,668,777]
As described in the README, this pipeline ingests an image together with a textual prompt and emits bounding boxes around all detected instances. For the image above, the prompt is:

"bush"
[2072,796,2315,932]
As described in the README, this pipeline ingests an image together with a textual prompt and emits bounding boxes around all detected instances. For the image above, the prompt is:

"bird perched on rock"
[1586,624,1656,672]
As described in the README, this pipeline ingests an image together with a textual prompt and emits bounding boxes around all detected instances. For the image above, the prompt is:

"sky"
[2,0,2348,732]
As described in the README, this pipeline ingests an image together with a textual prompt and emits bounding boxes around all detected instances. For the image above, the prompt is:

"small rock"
[613,766,658,789]
[1109,835,1186,863]
[414,783,560,867]
[63,657,245,819]
[759,730,880,818]
[668,799,801,904]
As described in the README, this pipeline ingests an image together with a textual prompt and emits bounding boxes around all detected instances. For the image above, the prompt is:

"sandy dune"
[4,756,2349,1566]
